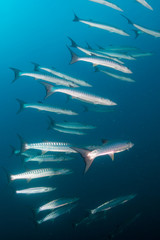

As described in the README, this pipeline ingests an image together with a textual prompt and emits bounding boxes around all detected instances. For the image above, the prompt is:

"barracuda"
[73,13,129,36]
[10,68,78,87]
[16,99,78,115]
[37,203,77,224]
[71,140,134,173]
[95,67,135,83]
[42,83,117,106]
[68,47,132,74]
[24,154,74,163]
[23,141,77,154]
[90,194,137,214]
[31,62,91,87]
[89,0,123,12]
[122,15,160,38]
[16,186,56,194]
[37,197,79,213]
[10,168,72,181]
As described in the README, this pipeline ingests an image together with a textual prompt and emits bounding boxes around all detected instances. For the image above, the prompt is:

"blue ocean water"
[0,0,160,239]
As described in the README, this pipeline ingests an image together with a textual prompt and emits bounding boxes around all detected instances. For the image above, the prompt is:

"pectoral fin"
[27,179,31,183]
[109,153,114,161]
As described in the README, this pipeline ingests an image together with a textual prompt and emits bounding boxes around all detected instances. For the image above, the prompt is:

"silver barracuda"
[48,117,96,130]
[52,126,86,135]
[122,15,160,38]
[24,154,74,164]
[10,68,78,87]
[31,62,91,87]
[90,194,137,214]
[136,0,153,10]
[95,67,135,83]
[68,37,124,64]
[22,141,77,154]
[42,83,117,106]
[71,140,134,173]
[36,197,79,213]
[16,99,78,115]
[37,203,77,224]
[89,0,123,12]
[16,186,56,194]
[10,168,72,181]
[73,14,129,36]
[95,49,136,60]
[68,47,132,74]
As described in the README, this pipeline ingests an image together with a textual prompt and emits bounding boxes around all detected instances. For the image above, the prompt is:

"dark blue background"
[0,0,160,239]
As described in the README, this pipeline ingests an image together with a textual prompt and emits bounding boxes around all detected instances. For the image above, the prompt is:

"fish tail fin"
[73,13,80,22]
[71,147,94,173]
[121,14,133,25]
[16,98,26,114]
[17,134,27,153]
[67,46,79,64]
[10,68,21,83]
[132,29,140,39]
[85,42,93,50]
[1,167,11,184]
[94,66,99,72]
[9,145,16,157]
[47,116,55,130]
[30,208,39,228]
[31,62,40,71]
[68,36,78,48]
[39,81,54,99]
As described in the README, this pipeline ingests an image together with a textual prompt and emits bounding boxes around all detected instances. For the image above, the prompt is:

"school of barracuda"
[6,0,155,237]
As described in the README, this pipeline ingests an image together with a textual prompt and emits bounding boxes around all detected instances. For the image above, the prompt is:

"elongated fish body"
[24,154,74,163]
[131,52,153,58]
[122,15,160,38]
[89,0,123,12]
[24,142,77,154]
[37,203,77,224]
[73,14,129,36]
[98,69,135,83]
[46,85,117,106]
[136,0,153,10]
[37,197,79,213]
[95,50,135,60]
[55,121,96,130]
[16,187,56,194]
[10,68,78,87]
[10,168,72,181]
[133,23,160,38]
[32,63,91,87]
[68,47,132,74]
[52,126,86,135]
[16,99,78,115]
[91,194,137,214]
[71,140,134,173]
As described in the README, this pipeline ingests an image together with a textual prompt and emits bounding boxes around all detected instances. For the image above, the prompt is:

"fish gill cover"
[0,0,160,240]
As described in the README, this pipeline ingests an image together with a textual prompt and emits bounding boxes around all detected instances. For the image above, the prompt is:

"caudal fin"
[133,29,140,39]
[16,99,26,114]
[39,81,54,99]
[47,116,55,130]
[68,37,78,48]
[31,62,40,71]
[71,147,94,173]
[10,68,21,83]
[67,46,79,64]
[17,134,27,153]
[73,13,80,22]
